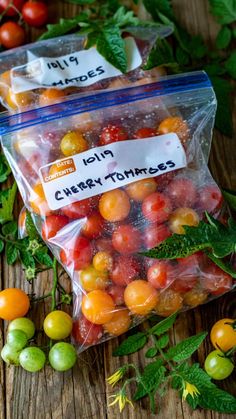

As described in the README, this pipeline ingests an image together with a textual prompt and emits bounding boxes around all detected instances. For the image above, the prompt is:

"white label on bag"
[10,37,142,94]
[39,134,187,211]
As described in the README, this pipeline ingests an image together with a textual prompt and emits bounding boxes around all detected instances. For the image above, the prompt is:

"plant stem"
[51,257,58,311]
[31,293,52,302]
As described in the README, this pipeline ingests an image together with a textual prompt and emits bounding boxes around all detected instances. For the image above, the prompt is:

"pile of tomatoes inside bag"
[17,107,232,350]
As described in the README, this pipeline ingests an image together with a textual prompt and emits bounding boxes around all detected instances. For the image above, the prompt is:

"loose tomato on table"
[60,236,92,270]
[210,318,236,352]
[0,22,25,49]
[22,1,48,27]
[204,350,234,380]
[99,124,128,145]
[0,288,30,320]
[43,310,73,340]
[0,0,25,16]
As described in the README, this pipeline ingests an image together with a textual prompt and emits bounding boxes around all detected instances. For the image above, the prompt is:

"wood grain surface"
[1,0,236,418]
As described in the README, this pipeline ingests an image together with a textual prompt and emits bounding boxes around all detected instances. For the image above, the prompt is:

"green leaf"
[39,13,90,40]
[149,312,177,336]
[204,63,226,76]
[112,6,139,27]
[210,76,233,137]
[2,221,17,237]
[113,332,147,356]
[133,359,166,400]
[209,0,236,24]
[96,25,127,73]
[216,26,232,49]
[0,239,4,253]
[19,249,36,269]
[222,188,236,210]
[175,46,189,65]
[6,242,18,265]
[156,334,169,349]
[225,51,236,78]
[34,250,53,267]
[0,154,11,183]
[25,211,40,240]
[143,0,174,21]
[166,332,207,362]
[205,250,236,278]
[198,388,236,413]
[188,35,207,59]
[145,347,158,358]
[176,362,213,388]
[0,182,17,224]
[144,38,179,71]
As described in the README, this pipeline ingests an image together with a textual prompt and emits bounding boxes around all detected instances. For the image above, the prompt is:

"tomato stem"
[51,257,58,312]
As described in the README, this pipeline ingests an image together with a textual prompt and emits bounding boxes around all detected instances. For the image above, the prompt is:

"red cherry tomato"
[0,0,25,16]
[171,255,200,292]
[171,276,198,293]
[112,224,141,254]
[22,1,48,27]
[0,22,25,49]
[167,178,197,208]
[60,236,92,270]
[107,285,125,305]
[147,261,174,289]
[142,192,172,223]
[111,255,140,286]
[72,315,103,346]
[99,124,128,145]
[61,198,92,219]
[144,224,171,249]
[95,237,113,254]
[133,127,156,139]
[42,215,69,241]
[202,264,232,296]
[198,185,223,213]
[82,212,104,239]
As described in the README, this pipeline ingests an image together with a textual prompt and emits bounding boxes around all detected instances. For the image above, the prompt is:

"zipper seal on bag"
[0,71,213,135]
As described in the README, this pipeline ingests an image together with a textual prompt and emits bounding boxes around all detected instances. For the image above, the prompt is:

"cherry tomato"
[103,308,131,336]
[99,189,130,222]
[144,224,171,249]
[107,285,124,306]
[93,251,113,272]
[125,178,157,201]
[22,1,48,27]
[60,131,88,157]
[41,215,69,241]
[210,318,236,352]
[171,255,199,292]
[95,237,113,254]
[8,317,35,340]
[82,212,104,239]
[171,276,198,293]
[19,347,46,372]
[80,265,109,292]
[169,207,199,234]
[5,89,33,110]
[198,185,223,213]
[0,0,25,16]
[81,290,115,324]
[62,198,92,219]
[133,127,156,139]
[158,116,189,143]
[112,224,141,254]
[0,288,30,321]
[43,310,73,340]
[0,22,25,49]
[99,124,128,145]
[29,182,51,216]
[111,255,140,286]
[39,88,65,107]
[147,261,174,289]
[183,288,208,307]
[156,289,183,317]
[124,280,159,315]
[202,264,232,296]
[72,315,103,346]
[49,342,76,371]
[60,236,92,270]
[142,192,172,224]
[167,178,197,208]
[204,350,234,380]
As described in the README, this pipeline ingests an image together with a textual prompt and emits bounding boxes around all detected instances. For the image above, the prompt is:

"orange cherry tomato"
[210,318,236,352]
[103,308,131,336]
[39,88,65,107]
[81,290,115,324]
[155,289,183,317]
[29,182,52,216]
[5,89,33,110]
[99,189,130,222]
[169,207,199,234]
[158,116,189,143]
[183,288,208,307]
[93,251,113,272]
[60,131,88,157]
[125,178,157,202]
[124,279,159,316]
[0,288,30,320]
[80,265,109,292]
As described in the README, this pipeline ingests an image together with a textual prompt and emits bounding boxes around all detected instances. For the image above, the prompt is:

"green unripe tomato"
[19,347,46,372]
[204,350,234,380]
[8,317,35,339]
[49,342,77,371]
[1,343,21,365]
[7,329,28,350]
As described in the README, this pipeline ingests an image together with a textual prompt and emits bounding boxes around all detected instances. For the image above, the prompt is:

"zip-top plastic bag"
[1,70,233,353]
[0,28,171,113]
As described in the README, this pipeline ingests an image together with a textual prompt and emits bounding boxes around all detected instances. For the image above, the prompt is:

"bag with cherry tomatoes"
[0,28,171,113]
[1,68,231,352]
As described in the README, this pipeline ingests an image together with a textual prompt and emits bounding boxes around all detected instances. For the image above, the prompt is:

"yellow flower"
[182,381,200,400]
[108,391,134,412]
[106,367,126,387]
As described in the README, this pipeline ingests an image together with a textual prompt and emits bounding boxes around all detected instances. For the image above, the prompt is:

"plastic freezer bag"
[1,71,233,352]
[0,28,171,113]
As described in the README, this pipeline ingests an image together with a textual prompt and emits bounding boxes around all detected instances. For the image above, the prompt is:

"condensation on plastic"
[0,27,172,113]
[1,70,233,353]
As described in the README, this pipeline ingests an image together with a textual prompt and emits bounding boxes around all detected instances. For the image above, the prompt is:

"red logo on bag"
[41,158,76,183]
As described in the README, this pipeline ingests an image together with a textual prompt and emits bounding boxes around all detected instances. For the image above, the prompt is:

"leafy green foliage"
[113,332,147,356]
[166,332,207,362]
[0,154,11,183]
[143,0,174,21]
[210,76,233,137]
[209,0,236,24]
[0,182,17,224]
[198,387,236,413]
[216,26,232,49]
[145,347,158,358]
[39,13,90,40]
[96,25,127,72]
[222,189,236,211]
[225,51,236,78]
[134,359,166,400]
[149,311,177,336]
[144,38,178,71]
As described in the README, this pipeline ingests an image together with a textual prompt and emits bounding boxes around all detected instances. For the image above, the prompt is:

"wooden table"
[1,0,236,418]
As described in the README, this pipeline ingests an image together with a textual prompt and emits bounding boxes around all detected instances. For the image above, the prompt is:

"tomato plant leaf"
[34,250,53,267]
[113,332,147,356]
[133,359,166,400]
[144,37,178,71]
[143,0,174,21]
[39,13,90,40]
[222,188,236,211]
[155,334,169,349]
[0,239,4,253]
[225,51,236,79]
[149,312,177,336]
[0,154,11,183]
[0,182,17,225]
[210,76,233,137]
[25,211,40,241]
[20,249,36,269]
[198,388,236,413]
[2,221,17,237]
[96,25,127,73]
[6,242,18,265]
[209,0,236,24]
[145,347,158,358]
[166,332,207,362]
[216,26,232,49]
